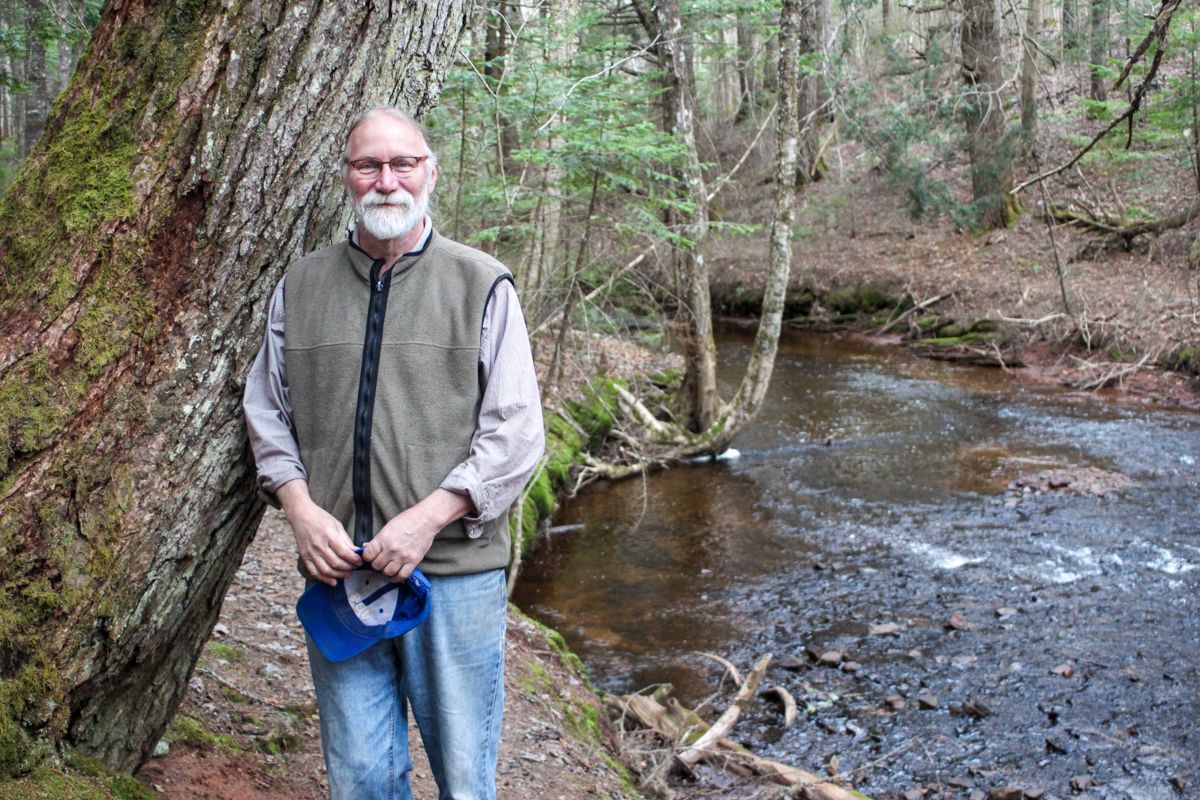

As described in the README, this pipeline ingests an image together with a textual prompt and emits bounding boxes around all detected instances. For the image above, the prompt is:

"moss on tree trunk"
[0,0,468,776]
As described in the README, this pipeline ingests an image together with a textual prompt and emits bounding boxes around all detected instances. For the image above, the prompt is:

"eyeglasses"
[346,156,428,176]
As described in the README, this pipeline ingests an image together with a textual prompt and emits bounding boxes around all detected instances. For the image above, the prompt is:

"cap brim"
[297,569,432,663]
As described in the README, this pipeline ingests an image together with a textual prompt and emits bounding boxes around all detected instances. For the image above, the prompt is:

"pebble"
[818,650,844,666]
[986,788,1021,800]
[1070,775,1093,791]
[885,695,907,710]
[259,661,286,679]
[916,694,939,709]
[213,623,230,637]
[152,740,169,758]
[1050,662,1075,678]
[946,612,972,631]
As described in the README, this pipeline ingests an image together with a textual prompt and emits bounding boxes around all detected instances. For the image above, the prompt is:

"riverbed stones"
[816,649,844,666]
[986,788,1022,800]
[916,693,939,709]
[778,654,806,671]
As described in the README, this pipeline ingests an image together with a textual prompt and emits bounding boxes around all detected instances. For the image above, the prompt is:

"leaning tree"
[0,0,468,775]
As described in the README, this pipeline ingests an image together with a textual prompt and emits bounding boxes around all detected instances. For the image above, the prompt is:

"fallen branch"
[1049,197,1200,243]
[760,685,798,727]
[695,651,743,687]
[874,291,952,335]
[676,653,772,771]
[611,680,871,800]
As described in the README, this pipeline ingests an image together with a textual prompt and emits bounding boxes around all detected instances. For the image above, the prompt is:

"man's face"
[344,115,438,242]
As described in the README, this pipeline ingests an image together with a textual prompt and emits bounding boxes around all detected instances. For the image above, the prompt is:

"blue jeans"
[306,569,508,800]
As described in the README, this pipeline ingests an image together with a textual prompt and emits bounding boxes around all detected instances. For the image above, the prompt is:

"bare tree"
[0,0,467,776]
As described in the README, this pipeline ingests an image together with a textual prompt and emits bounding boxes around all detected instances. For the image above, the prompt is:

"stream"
[512,328,1200,800]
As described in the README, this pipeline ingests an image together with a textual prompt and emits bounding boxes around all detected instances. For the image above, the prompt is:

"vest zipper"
[351,260,391,546]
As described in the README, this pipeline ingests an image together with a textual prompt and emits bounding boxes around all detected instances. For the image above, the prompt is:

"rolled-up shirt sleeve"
[242,277,308,505]
[440,279,545,537]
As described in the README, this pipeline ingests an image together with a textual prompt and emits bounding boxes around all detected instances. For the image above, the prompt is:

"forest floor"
[704,103,1199,410]
[137,107,1198,800]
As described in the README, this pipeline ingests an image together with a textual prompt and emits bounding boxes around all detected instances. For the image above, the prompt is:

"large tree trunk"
[961,0,1018,229]
[0,0,467,777]
[635,0,718,433]
[797,0,827,183]
[1089,0,1109,100]
[1020,0,1041,158]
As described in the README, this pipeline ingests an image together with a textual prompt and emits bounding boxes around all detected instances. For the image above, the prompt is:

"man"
[243,107,544,800]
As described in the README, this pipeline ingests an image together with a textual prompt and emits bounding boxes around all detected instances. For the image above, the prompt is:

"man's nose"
[375,164,401,192]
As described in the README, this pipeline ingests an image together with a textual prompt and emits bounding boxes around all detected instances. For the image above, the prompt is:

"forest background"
[0,0,1196,797]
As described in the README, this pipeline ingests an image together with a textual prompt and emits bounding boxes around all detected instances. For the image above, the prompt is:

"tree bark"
[705,0,805,451]
[635,0,718,433]
[1020,0,1041,158]
[733,10,757,123]
[1089,0,1109,100]
[0,0,467,777]
[797,0,827,183]
[599,0,805,461]
[1062,0,1080,53]
[961,0,1018,229]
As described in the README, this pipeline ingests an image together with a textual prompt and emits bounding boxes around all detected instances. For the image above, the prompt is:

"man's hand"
[362,488,473,581]
[277,480,362,586]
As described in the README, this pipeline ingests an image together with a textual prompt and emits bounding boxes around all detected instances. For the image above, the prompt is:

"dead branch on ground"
[760,685,799,727]
[676,654,772,771]
[874,291,953,336]
[609,659,872,800]
[1048,197,1200,248]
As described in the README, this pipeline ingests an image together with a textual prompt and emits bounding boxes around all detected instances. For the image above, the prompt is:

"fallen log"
[1049,198,1200,245]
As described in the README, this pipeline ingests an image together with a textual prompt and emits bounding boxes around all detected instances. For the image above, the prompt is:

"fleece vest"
[283,231,513,576]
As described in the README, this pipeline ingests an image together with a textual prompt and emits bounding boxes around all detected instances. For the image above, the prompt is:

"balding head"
[343,107,437,173]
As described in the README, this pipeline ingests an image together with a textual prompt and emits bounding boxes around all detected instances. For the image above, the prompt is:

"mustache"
[361,189,415,208]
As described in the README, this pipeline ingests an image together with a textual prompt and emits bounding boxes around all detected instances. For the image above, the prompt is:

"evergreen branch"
[532,35,663,136]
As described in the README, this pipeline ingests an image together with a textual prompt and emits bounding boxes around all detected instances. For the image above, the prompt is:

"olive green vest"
[283,232,512,576]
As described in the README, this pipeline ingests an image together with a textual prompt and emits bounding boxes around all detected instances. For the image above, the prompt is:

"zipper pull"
[375,279,383,292]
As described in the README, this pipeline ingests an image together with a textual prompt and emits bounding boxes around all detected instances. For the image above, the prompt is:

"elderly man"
[243,107,544,800]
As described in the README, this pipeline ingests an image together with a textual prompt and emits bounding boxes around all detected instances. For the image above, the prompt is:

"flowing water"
[512,328,1200,799]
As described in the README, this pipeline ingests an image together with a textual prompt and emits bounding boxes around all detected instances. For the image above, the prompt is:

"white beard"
[354,186,429,242]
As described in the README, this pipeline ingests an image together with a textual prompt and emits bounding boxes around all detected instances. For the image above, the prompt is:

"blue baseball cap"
[297,565,432,663]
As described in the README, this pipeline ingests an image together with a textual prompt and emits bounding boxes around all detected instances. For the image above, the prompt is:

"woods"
[0,0,1197,795]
